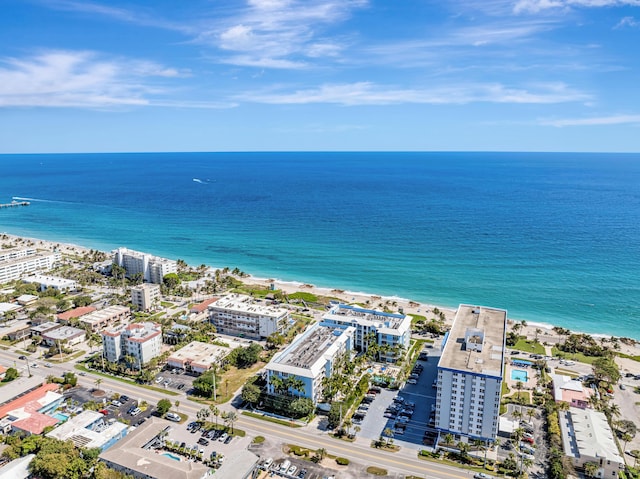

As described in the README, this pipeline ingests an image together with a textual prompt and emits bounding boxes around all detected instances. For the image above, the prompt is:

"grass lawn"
[288,292,318,303]
[554,368,580,378]
[617,352,640,362]
[551,347,600,364]
[74,364,179,396]
[409,313,427,325]
[513,339,545,355]
[217,361,267,403]
[242,411,302,428]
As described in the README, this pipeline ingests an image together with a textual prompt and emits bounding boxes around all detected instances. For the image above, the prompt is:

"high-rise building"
[435,305,507,443]
[113,248,177,284]
[0,248,61,284]
[208,294,291,339]
[131,283,161,311]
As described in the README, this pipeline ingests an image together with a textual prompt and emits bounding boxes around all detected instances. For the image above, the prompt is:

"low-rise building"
[266,322,355,404]
[57,306,97,324]
[0,383,64,435]
[0,248,61,285]
[208,293,291,339]
[80,305,130,332]
[0,454,35,479]
[0,302,21,320]
[99,417,210,479]
[131,283,161,311]
[321,304,411,362]
[166,341,232,374]
[188,297,217,322]
[30,321,61,337]
[42,326,85,347]
[47,410,128,451]
[102,322,162,367]
[559,407,624,478]
[15,294,38,306]
[23,274,77,293]
[552,373,593,409]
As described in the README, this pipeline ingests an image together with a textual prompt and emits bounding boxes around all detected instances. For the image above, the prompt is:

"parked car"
[407,378,418,385]
[224,435,233,444]
[166,412,180,422]
[474,473,492,479]
[287,465,297,476]
[197,438,209,446]
[120,395,130,402]
[218,432,228,442]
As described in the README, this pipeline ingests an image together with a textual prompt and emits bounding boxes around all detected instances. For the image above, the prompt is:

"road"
[0,347,477,479]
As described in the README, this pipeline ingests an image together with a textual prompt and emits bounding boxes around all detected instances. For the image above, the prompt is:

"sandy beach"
[3,232,640,366]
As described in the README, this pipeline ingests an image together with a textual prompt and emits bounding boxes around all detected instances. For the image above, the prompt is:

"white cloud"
[239,81,589,105]
[514,0,640,13]
[0,51,222,109]
[542,114,640,126]
[615,16,640,28]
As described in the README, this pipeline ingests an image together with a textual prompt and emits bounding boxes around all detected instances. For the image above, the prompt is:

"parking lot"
[352,342,442,450]
[153,368,194,392]
[63,388,157,426]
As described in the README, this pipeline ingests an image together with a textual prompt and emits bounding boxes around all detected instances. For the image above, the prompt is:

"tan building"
[166,341,232,374]
[80,305,130,332]
[131,283,161,311]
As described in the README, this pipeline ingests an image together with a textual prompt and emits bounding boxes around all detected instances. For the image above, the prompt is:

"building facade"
[208,294,291,339]
[265,323,355,404]
[113,247,177,284]
[0,248,61,285]
[42,326,85,347]
[435,305,507,443]
[79,305,130,332]
[166,341,231,374]
[131,283,161,311]
[101,322,162,367]
[321,304,411,363]
[23,274,77,292]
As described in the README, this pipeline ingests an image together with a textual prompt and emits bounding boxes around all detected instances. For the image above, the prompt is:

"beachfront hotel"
[101,322,162,367]
[0,247,61,285]
[321,304,411,363]
[113,247,177,284]
[435,304,507,443]
[265,323,355,404]
[208,293,291,339]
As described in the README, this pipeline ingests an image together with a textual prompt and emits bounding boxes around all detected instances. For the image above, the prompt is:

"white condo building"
[131,283,161,311]
[321,304,411,363]
[266,323,355,404]
[113,248,177,284]
[101,322,162,367]
[0,248,61,285]
[208,294,291,339]
[435,305,507,443]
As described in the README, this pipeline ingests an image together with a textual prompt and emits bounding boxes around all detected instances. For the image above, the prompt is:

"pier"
[0,201,30,208]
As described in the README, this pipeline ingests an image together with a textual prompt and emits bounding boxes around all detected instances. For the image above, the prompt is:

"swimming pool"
[511,369,528,382]
[52,412,69,422]
[162,453,181,462]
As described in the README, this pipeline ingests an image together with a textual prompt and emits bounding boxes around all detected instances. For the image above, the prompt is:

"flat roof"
[438,304,507,378]
[47,410,128,449]
[209,449,259,479]
[42,326,85,340]
[58,306,97,321]
[167,341,232,368]
[268,323,353,377]
[209,294,289,318]
[30,322,61,333]
[323,304,410,333]
[23,275,76,287]
[99,417,210,479]
[81,305,130,324]
[0,303,20,314]
[560,407,623,464]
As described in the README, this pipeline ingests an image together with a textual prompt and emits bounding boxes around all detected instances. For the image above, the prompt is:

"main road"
[0,348,474,479]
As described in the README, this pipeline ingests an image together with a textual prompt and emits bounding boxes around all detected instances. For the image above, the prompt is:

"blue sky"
[1,0,639,153]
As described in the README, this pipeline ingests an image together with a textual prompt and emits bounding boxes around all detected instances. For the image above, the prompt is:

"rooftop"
[209,449,259,479]
[269,323,354,377]
[209,293,289,318]
[23,275,76,288]
[323,304,410,333]
[0,383,62,435]
[167,341,232,369]
[560,407,623,464]
[190,298,218,313]
[47,410,128,449]
[30,322,61,333]
[0,303,21,314]
[438,304,507,378]
[58,306,97,321]
[81,305,130,325]
[99,417,210,479]
[42,325,85,341]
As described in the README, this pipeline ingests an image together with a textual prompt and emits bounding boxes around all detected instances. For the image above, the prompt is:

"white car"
[287,465,297,476]
[155,376,164,383]
[166,412,180,422]
[407,378,418,385]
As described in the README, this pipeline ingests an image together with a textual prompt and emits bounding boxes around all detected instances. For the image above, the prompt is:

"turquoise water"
[1,152,639,338]
[52,412,69,422]
[511,370,529,382]
[162,453,181,461]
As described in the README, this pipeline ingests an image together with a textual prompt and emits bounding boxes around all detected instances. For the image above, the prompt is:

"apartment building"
[131,283,161,311]
[435,305,507,443]
[101,322,162,367]
[559,407,624,478]
[23,274,77,292]
[0,248,61,285]
[321,304,411,363]
[266,323,355,404]
[79,305,130,332]
[208,294,291,339]
[113,247,177,284]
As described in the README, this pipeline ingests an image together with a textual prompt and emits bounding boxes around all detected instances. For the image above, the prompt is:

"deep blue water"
[1,152,639,338]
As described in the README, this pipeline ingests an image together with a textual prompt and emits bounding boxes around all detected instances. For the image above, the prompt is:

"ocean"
[1,152,639,339]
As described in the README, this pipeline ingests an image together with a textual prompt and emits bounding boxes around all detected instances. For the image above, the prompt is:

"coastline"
[2,232,639,362]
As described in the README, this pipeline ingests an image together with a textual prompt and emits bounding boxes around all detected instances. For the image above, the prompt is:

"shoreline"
[2,232,640,353]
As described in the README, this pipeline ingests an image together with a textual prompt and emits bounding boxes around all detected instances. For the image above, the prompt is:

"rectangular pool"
[511,369,528,382]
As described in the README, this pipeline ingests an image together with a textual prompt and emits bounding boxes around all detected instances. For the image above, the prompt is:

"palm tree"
[343,418,352,436]
[457,441,470,460]
[521,457,534,477]
[526,408,536,423]
[316,448,326,461]
[583,461,599,478]
[94,378,103,391]
[210,405,220,428]
[442,433,455,448]
[383,427,393,445]
[197,407,210,425]
[174,400,180,413]
[473,439,487,466]
[512,428,525,450]
[224,411,238,434]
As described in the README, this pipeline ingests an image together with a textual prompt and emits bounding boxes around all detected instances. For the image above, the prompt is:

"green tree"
[328,402,343,429]
[197,407,210,424]
[163,273,180,289]
[3,367,19,382]
[74,295,93,307]
[287,398,314,418]
[63,372,77,387]
[156,399,172,416]
[266,332,286,349]
[583,461,599,478]
[210,405,220,428]
[592,357,620,385]
[241,383,261,407]
[223,411,238,433]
